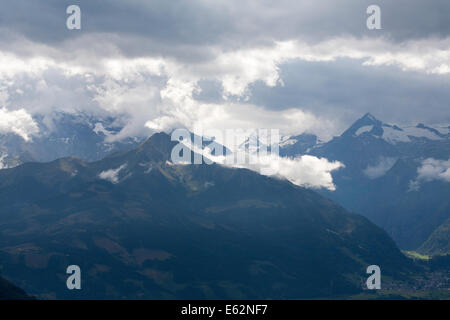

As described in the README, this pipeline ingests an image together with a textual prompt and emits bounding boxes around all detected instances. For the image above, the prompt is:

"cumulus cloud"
[224,153,344,191]
[417,158,450,182]
[0,1,448,147]
[98,164,127,184]
[145,77,335,139]
[0,107,39,141]
[409,158,450,191]
[251,154,344,191]
[1,35,449,142]
[1,0,450,59]
[1,1,447,192]
[176,136,344,190]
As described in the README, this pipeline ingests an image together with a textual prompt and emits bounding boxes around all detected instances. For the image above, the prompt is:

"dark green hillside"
[0,274,31,300]
[0,132,415,299]
[418,218,450,256]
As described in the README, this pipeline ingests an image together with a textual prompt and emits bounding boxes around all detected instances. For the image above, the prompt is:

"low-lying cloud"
[409,158,450,191]
[363,157,397,179]
[98,163,127,184]
[0,1,449,155]
[416,158,450,182]
[259,154,344,191]
[0,107,39,141]
[179,138,344,190]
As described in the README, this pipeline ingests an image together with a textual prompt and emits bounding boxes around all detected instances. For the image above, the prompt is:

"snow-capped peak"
[343,113,449,144]
[362,112,378,123]
[381,123,446,144]
[342,113,383,138]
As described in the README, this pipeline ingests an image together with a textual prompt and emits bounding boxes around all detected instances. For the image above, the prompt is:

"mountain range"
[280,113,450,253]
[2,111,449,254]
[0,132,415,299]
[0,112,449,299]
[0,112,143,169]
[418,218,450,256]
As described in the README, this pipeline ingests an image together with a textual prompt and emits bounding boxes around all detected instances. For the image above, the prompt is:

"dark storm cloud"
[0,0,450,60]
[246,59,450,129]
[0,0,449,140]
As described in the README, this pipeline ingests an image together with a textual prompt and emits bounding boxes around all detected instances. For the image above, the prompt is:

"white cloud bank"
[179,139,344,190]
[1,36,450,142]
[225,154,344,191]
[215,153,344,191]
[0,107,39,141]
[257,154,344,191]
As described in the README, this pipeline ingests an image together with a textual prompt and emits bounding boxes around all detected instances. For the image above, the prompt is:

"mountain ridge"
[0,132,415,299]
[279,113,450,251]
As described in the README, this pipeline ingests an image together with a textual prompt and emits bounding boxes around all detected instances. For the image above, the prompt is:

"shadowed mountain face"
[419,218,450,256]
[0,132,413,299]
[0,275,31,300]
[280,113,450,251]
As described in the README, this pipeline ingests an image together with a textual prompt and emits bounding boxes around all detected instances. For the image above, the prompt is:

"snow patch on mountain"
[343,113,448,145]
[139,162,155,174]
[380,124,445,144]
[381,125,412,143]
[0,153,8,169]
[93,122,115,138]
[355,125,373,136]
[279,137,298,147]
[439,126,450,135]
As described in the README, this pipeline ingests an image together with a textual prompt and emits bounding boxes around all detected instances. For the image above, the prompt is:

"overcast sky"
[0,0,450,141]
